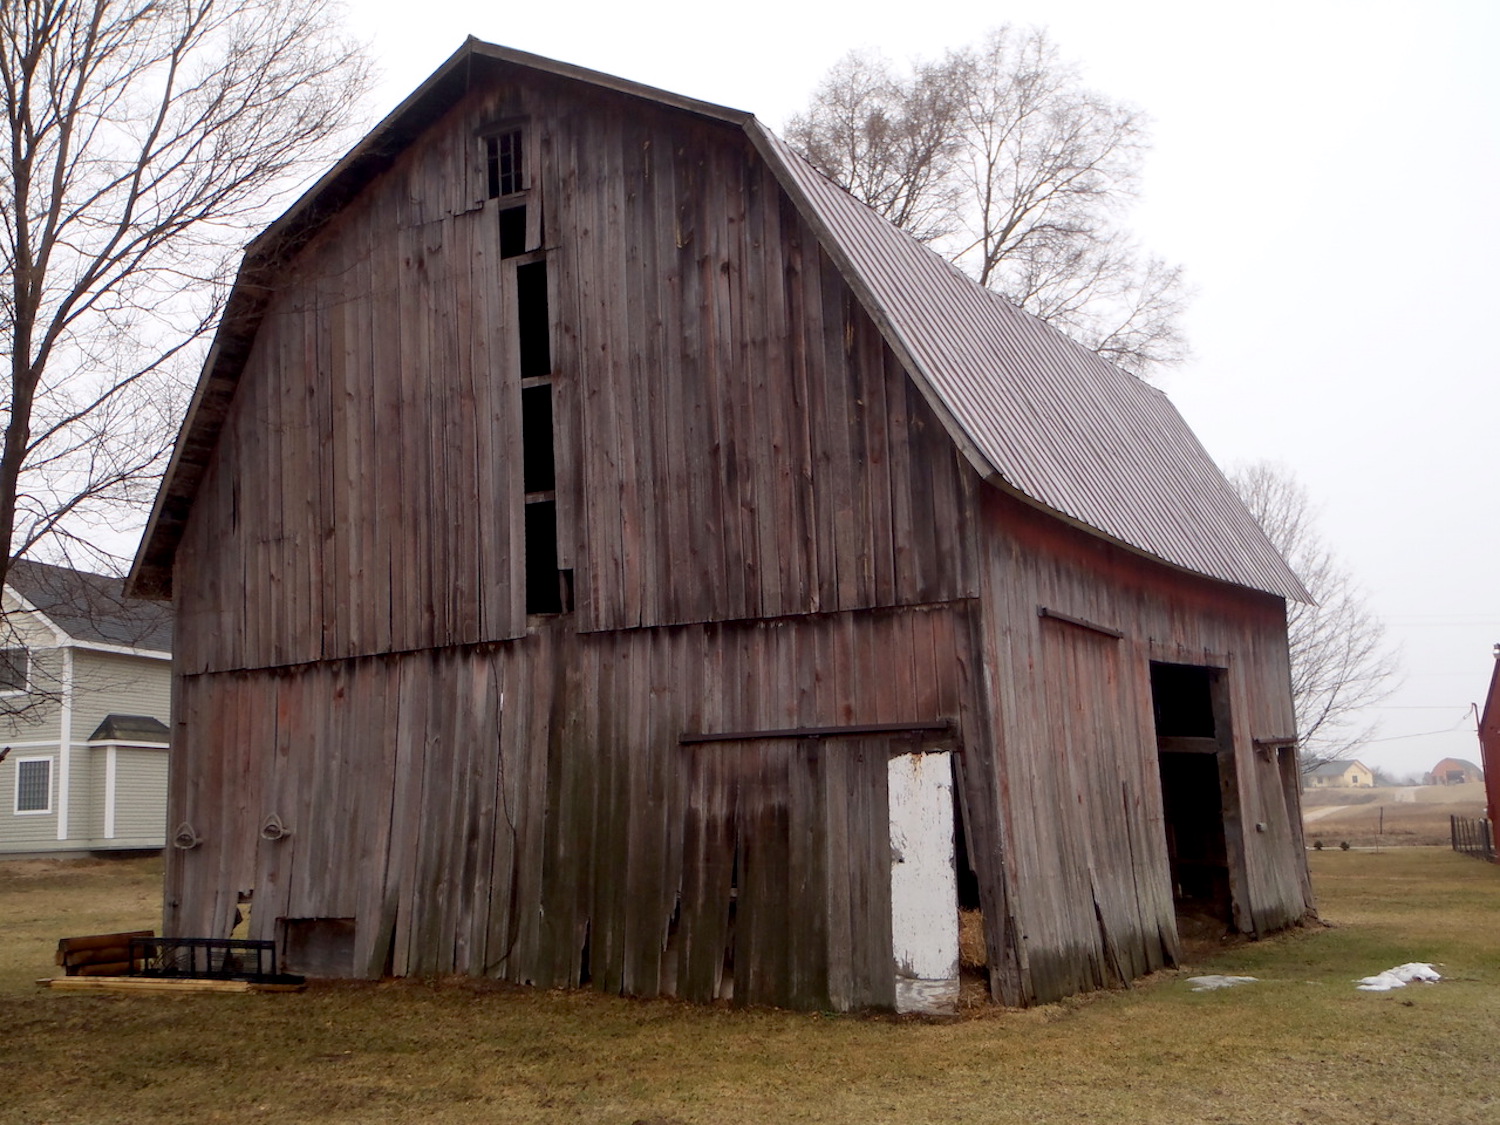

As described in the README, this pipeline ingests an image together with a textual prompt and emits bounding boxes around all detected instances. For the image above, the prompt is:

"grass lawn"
[1,848,1496,1124]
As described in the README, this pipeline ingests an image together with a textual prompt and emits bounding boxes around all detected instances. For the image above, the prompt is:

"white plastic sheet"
[1186,974,1258,991]
[1355,962,1441,991]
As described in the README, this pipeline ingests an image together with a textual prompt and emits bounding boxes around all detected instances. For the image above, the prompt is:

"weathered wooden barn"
[129,40,1315,1010]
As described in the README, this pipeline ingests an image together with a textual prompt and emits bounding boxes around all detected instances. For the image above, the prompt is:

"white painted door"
[888,751,959,1014]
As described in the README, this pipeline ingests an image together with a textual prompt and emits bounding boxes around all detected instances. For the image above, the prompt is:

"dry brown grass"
[2,848,1498,1124]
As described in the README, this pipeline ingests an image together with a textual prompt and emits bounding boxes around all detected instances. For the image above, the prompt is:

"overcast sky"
[341,0,1499,776]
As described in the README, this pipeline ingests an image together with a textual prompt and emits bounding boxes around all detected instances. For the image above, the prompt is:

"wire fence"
[1450,815,1496,862]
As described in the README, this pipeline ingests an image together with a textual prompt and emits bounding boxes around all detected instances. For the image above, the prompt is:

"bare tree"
[787,49,965,245]
[0,0,370,593]
[786,26,1189,375]
[1230,462,1398,772]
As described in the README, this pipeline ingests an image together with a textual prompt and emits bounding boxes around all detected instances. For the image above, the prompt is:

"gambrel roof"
[130,39,1308,604]
[1429,757,1482,776]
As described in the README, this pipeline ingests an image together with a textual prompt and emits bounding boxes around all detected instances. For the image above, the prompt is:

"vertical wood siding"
[163,67,1310,1010]
[165,606,973,1009]
[973,489,1312,1003]
[173,78,975,677]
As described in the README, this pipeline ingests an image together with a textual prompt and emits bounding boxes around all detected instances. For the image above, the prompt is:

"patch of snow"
[1355,962,1441,991]
[1187,975,1259,991]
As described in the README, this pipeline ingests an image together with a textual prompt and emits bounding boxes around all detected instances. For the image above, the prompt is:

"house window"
[15,756,51,814]
[485,128,524,199]
[0,648,28,694]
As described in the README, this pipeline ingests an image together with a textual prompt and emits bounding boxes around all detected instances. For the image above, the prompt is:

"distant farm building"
[1305,760,1375,789]
[129,40,1315,1011]
[1427,757,1484,786]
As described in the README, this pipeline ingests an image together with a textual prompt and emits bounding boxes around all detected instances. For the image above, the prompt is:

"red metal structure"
[1479,646,1500,825]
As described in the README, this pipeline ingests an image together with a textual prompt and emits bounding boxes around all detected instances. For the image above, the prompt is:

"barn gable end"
[132,41,1314,1010]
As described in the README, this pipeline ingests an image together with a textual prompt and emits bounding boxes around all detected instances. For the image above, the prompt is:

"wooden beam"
[680,720,953,745]
[1037,606,1124,640]
[39,976,306,994]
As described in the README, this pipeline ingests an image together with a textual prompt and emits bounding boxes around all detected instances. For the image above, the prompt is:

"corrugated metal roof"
[752,126,1309,603]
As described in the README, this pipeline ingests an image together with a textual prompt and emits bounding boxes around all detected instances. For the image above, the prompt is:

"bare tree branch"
[0,0,370,604]
[785,25,1191,377]
[786,50,965,244]
[1230,461,1400,772]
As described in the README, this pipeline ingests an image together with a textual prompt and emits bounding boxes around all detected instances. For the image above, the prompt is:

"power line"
[1363,727,1474,743]
[1374,705,1476,714]
[1360,706,1477,744]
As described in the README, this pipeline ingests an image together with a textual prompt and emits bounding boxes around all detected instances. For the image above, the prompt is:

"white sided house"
[0,560,173,856]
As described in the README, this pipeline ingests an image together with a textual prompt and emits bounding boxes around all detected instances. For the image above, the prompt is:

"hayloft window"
[15,756,51,814]
[522,380,567,615]
[521,384,556,493]
[516,253,570,615]
[516,261,552,377]
[524,501,564,615]
[485,127,524,198]
[499,206,528,258]
[0,648,28,694]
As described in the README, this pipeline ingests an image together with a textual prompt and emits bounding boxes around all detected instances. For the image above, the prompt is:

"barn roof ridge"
[129,38,1308,604]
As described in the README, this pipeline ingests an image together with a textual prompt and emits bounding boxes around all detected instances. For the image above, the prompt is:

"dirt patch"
[0,856,130,880]
[1172,907,1253,964]
[1302,790,1381,808]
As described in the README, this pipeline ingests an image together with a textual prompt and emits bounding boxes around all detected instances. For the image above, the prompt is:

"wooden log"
[55,931,152,966]
[62,944,135,968]
[75,960,135,977]
[40,976,306,994]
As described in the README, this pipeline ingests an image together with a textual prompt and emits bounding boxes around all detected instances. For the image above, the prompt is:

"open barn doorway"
[1150,662,1236,933]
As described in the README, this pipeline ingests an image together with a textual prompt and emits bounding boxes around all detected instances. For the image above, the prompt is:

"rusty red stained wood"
[1037,606,1125,640]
